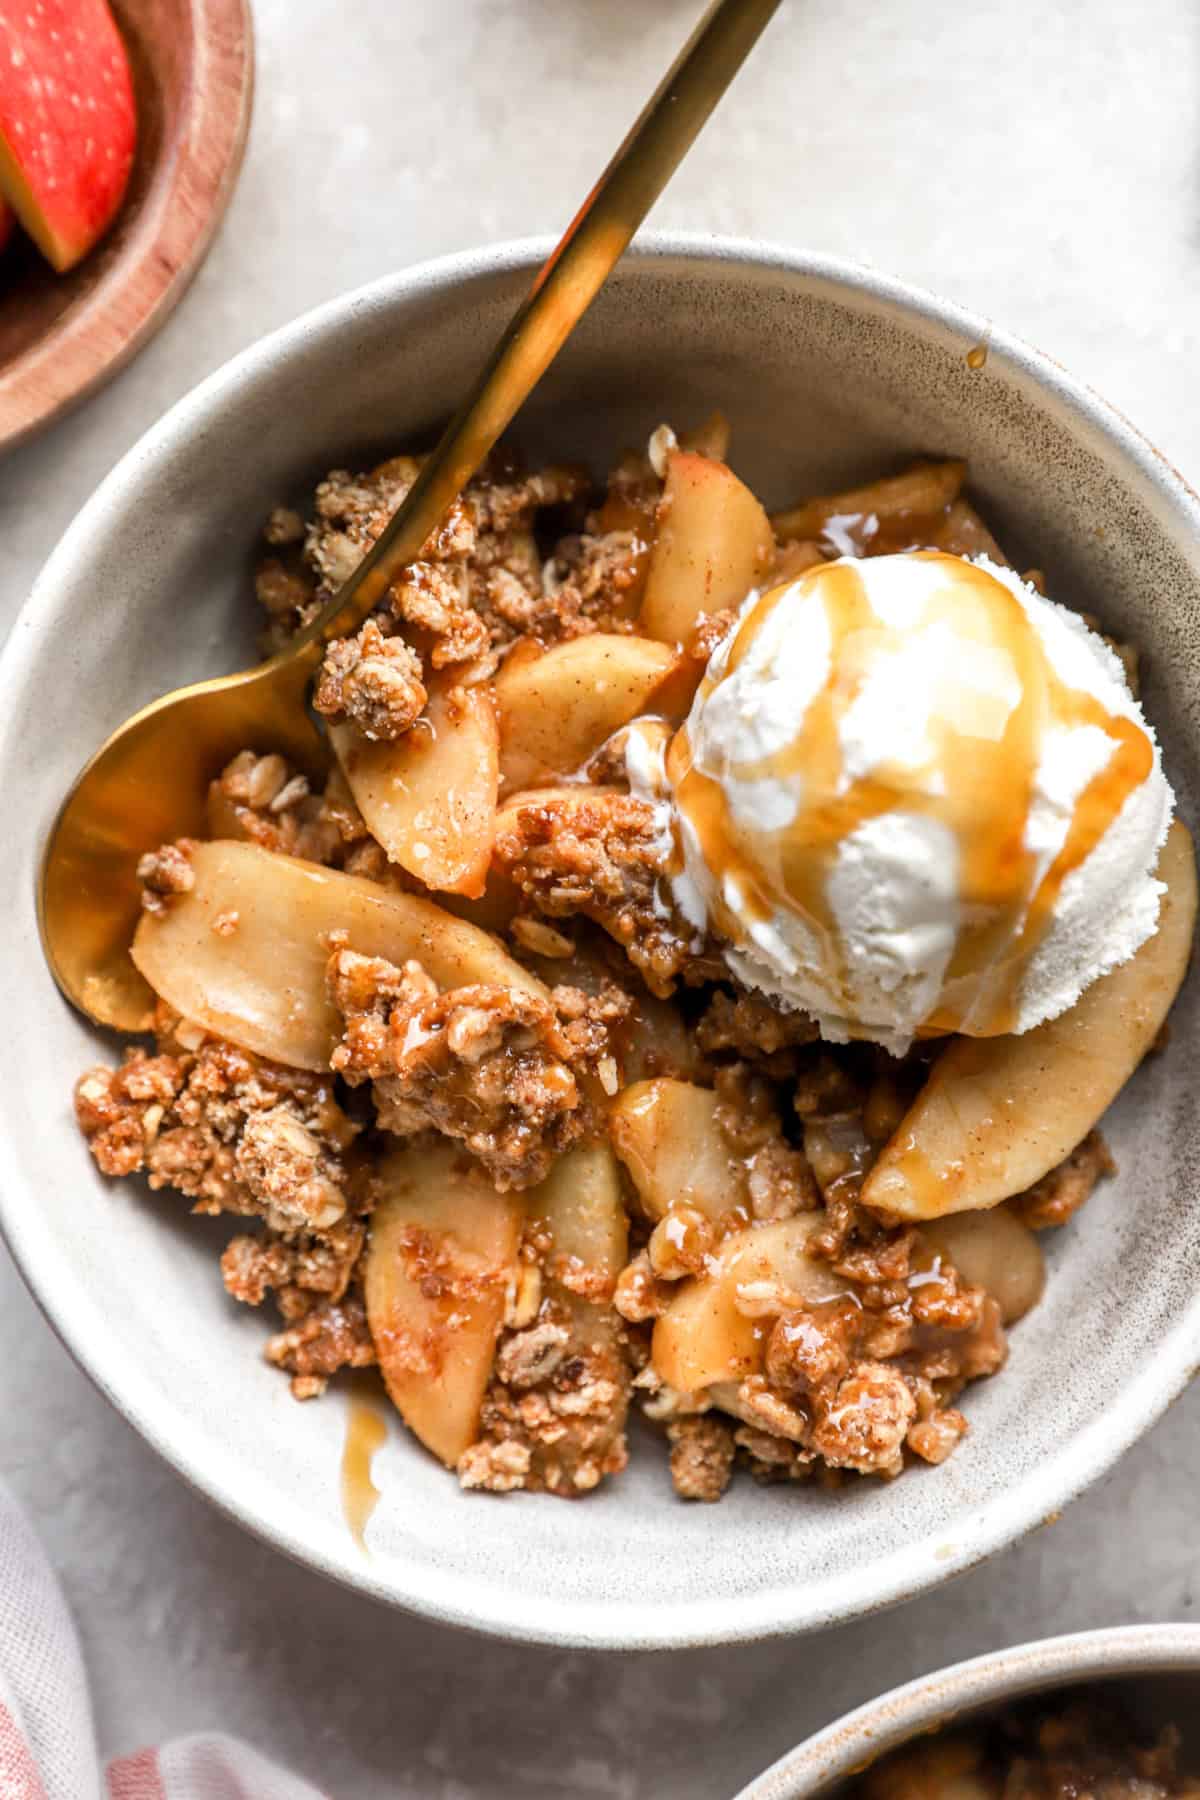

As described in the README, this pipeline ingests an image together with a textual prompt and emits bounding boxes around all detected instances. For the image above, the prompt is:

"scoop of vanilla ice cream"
[662,552,1174,1055]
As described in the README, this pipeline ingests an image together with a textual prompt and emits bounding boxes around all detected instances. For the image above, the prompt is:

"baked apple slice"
[330,678,498,897]
[366,1142,524,1466]
[452,1142,631,1493]
[531,1141,628,1354]
[639,450,774,647]
[131,839,546,1069]
[616,993,706,1087]
[652,1216,843,1394]
[919,1209,1044,1324]
[438,863,522,935]
[771,459,966,547]
[863,820,1197,1220]
[536,1144,629,1482]
[495,633,694,791]
[534,1142,627,1275]
[0,0,136,271]
[610,1078,746,1222]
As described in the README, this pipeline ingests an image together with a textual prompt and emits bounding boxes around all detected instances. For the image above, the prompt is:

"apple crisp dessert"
[850,1700,1200,1798]
[74,416,1195,1502]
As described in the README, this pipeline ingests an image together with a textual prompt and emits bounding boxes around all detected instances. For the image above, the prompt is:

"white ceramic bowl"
[4,237,1200,1650]
[737,1625,1200,1796]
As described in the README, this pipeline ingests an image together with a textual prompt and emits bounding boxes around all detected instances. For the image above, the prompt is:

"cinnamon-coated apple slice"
[495,633,695,791]
[366,1141,524,1467]
[639,450,774,647]
[131,839,546,1069]
[652,1216,844,1394]
[863,820,1197,1221]
[0,0,136,271]
[330,678,498,897]
[610,1078,746,1222]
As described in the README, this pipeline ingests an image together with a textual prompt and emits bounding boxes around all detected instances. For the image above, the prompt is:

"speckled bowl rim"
[5,234,1200,1649]
[736,1624,1200,1796]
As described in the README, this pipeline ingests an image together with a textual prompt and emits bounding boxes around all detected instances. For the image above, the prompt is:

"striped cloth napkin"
[0,1486,326,1799]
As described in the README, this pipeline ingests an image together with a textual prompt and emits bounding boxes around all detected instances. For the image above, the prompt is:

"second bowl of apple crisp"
[8,237,1200,1646]
[737,1625,1200,1797]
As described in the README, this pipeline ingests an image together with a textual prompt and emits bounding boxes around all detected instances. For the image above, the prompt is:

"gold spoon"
[39,0,781,1033]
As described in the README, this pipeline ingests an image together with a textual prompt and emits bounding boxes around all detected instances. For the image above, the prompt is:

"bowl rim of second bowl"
[735,1622,1200,1796]
[6,231,1200,1650]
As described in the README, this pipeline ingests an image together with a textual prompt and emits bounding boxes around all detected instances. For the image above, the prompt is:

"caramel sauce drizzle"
[341,1397,388,1554]
[667,553,1152,1037]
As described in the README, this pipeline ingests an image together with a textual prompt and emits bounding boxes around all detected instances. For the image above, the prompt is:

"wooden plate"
[0,0,253,452]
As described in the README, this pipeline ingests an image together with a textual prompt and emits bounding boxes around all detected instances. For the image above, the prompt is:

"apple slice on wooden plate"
[0,0,136,272]
[863,820,1198,1221]
[0,0,252,450]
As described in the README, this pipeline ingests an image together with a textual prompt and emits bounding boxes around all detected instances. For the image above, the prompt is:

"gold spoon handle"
[299,0,782,652]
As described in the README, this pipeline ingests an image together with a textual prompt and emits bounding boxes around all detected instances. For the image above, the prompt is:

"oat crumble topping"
[495,789,712,997]
[313,618,427,741]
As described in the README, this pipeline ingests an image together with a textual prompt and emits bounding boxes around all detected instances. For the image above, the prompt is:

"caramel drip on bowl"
[341,1397,388,1554]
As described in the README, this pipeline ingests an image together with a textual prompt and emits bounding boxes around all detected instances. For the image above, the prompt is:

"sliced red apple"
[0,0,136,272]
[863,821,1197,1221]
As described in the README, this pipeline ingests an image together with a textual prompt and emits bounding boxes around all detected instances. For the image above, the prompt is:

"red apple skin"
[0,200,13,254]
[0,0,136,273]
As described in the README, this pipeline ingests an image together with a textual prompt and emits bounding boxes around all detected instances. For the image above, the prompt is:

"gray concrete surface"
[3,0,1199,1792]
